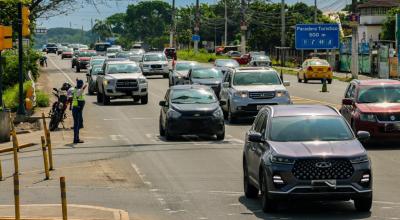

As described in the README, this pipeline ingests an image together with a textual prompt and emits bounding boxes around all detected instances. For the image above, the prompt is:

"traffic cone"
[321,78,328,93]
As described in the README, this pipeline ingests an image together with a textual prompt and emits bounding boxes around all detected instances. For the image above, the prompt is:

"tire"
[304,76,308,83]
[102,91,110,105]
[97,91,103,103]
[133,97,140,102]
[260,170,277,213]
[163,73,169,78]
[49,112,60,131]
[61,56,64,60]
[88,88,94,95]
[141,94,148,104]
[243,160,258,198]
[159,117,165,136]
[328,79,332,84]
[165,125,174,141]
[297,74,302,83]
[216,128,225,140]
[354,196,372,212]
[76,65,80,73]
[228,104,237,124]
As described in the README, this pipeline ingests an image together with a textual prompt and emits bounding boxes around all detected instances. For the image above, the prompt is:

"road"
[1,54,400,220]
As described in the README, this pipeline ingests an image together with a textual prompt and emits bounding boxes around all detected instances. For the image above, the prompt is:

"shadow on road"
[91,101,144,106]
[363,141,400,151]
[238,196,371,219]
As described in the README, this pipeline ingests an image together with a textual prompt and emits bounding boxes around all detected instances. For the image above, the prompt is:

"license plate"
[385,123,400,132]
[257,105,265,110]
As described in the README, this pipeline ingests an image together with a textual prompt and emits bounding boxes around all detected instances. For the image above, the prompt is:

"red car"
[340,79,400,141]
[61,48,74,59]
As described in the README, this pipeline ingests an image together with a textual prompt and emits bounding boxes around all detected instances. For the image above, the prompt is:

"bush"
[2,81,49,111]
[35,90,50,107]
[177,49,229,63]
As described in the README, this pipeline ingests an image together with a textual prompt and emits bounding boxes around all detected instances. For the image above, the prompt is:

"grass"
[177,49,229,63]
[2,82,50,112]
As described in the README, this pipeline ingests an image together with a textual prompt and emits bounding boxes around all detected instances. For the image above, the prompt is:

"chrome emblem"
[315,162,332,168]
[194,114,200,117]
[390,115,396,121]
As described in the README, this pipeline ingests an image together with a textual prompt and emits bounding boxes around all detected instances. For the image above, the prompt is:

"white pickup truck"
[97,61,148,105]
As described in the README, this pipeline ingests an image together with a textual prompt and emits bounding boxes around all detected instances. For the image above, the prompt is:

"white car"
[141,53,169,78]
[106,47,122,58]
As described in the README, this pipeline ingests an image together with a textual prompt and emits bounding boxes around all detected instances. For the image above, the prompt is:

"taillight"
[307,66,313,71]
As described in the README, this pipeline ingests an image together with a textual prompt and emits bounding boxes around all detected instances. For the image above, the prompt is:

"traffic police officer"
[71,79,87,144]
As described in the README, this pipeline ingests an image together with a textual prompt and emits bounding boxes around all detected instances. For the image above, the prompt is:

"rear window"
[95,44,111,52]
[215,59,239,67]
[46,44,56,47]
[308,60,329,66]
[191,68,223,79]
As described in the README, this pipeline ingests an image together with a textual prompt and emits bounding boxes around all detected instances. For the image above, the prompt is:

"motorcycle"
[39,56,47,67]
[49,83,72,131]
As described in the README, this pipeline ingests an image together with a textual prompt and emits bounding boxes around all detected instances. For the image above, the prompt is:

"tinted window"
[309,60,329,66]
[90,59,105,66]
[233,71,281,86]
[47,44,56,47]
[191,68,223,79]
[270,116,354,142]
[106,63,141,74]
[176,62,197,71]
[170,89,217,104]
[95,44,111,51]
[358,85,400,103]
[216,60,239,67]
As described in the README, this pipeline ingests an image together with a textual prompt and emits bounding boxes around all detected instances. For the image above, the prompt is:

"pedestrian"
[71,79,86,144]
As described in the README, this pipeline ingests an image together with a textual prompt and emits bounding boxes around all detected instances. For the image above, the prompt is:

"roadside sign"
[34,27,47,34]
[295,24,340,50]
[192,35,200,42]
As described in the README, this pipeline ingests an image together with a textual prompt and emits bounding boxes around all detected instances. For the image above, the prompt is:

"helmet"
[61,82,72,91]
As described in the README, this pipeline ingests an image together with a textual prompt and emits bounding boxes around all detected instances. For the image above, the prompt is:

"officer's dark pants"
[72,107,82,143]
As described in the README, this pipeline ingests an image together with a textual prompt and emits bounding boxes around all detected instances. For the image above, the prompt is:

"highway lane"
[1,54,400,220]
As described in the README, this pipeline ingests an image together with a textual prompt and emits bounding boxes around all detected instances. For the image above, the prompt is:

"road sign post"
[295,24,340,50]
[397,14,400,79]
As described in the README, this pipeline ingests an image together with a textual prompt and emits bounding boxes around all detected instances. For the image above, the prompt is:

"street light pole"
[17,2,26,116]
[169,0,175,48]
[194,0,200,52]
[314,0,317,54]
[224,0,228,46]
[240,0,246,54]
[351,0,359,79]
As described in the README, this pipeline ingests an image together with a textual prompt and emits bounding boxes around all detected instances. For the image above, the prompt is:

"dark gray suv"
[243,105,372,212]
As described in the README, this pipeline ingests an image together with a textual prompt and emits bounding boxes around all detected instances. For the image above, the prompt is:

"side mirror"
[342,98,354,106]
[283,81,290,87]
[222,82,229,88]
[159,101,167,107]
[357,131,370,141]
[219,100,226,106]
[248,132,264,143]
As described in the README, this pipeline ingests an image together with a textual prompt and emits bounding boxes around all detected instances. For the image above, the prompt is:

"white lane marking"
[208,190,242,195]
[109,134,127,141]
[48,56,74,84]
[103,117,153,121]
[374,201,400,205]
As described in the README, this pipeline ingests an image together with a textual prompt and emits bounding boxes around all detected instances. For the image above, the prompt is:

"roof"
[235,67,274,72]
[170,84,212,90]
[356,79,400,86]
[106,60,138,65]
[358,0,400,8]
[270,105,339,117]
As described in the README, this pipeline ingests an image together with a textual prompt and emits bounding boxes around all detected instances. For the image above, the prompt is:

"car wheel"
[328,79,332,84]
[163,73,169,78]
[354,196,372,212]
[165,124,174,141]
[141,94,148,104]
[216,127,225,141]
[133,97,140,102]
[159,117,165,136]
[228,104,237,124]
[260,169,277,212]
[61,56,64,60]
[88,88,94,95]
[304,76,308,83]
[297,74,302,83]
[102,91,110,105]
[243,160,258,198]
[76,65,80,73]
[96,91,103,103]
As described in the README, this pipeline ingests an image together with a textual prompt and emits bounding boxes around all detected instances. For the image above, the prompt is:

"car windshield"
[270,116,354,142]
[144,54,166,62]
[191,68,223,79]
[233,71,281,85]
[64,48,73,52]
[309,60,329,66]
[79,51,96,57]
[216,60,239,67]
[91,66,103,75]
[171,89,217,104]
[358,85,400,103]
[116,52,133,58]
[106,63,141,74]
[95,44,111,51]
[90,59,105,66]
[107,48,120,53]
[176,63,197,71]
[47,44,56,47]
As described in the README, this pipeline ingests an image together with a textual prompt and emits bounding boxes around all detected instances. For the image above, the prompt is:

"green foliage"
[177,50,228,63]
[34,28,98,48]
[382,8,400,41]
[35,90,50,107]
[3,81,49,111]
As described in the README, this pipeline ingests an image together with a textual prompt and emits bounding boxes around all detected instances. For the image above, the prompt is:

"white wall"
[360,15,387,25]
[358,25,383,42]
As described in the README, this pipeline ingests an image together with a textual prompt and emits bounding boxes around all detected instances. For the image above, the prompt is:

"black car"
[159,85,225,140]
[45,43,58,54]
[243,105,372,212]
[188,67,224,99]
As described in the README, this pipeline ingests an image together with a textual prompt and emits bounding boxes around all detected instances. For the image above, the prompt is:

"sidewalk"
[0,204,129,220]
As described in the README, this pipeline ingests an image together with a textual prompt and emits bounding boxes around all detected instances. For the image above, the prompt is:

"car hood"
[171,102,219,113]
[105,73,143,80]
[233,85,286,92]
[143,61,168,65]
[356,103,400,113]
[269,140,366,158]
[191,78,222,85]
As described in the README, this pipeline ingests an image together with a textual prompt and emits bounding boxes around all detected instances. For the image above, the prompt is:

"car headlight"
[103,79,115,86]
[276,90,288,97]
[213,108,223,118]
[360,113,376,122]
[167,109,181,118]
[139,78,147,84]
[269,155,295,164]
[350,155,370,164]
[234,91,248,98]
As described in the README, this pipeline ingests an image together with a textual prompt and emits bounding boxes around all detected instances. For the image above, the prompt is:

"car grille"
[151,64,162,69]
[292,158,354,180]
[376,113,400,122]
[116,79,138,88]
[249,91,275,99]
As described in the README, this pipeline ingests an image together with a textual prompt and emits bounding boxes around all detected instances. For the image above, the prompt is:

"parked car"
[340,79,400,141]
[159,85,225,140]
[219,67,291,123]
[45,43,58,54]
[141,52,169,78]
[73,50,97,72]
[188,67,224,98]
[86,64,103,95]
[96,61,148,105]
[243,105,372,212]
[61,48,74,59]
[214,59,240,74]
[298,58,333,84]
[169,61,199,86]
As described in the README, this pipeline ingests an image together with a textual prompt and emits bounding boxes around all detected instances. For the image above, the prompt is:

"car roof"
[170,84,213,90]
[235,67,276,72]
[106,61,138,65]
[144,52,164,55]
[269,105,339,117]
[355,79,400,86]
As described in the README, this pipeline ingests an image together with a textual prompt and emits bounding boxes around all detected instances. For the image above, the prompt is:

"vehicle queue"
[47,42,400,214]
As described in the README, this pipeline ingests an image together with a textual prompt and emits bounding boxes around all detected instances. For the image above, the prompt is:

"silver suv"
[97,61,148,105]
[141,52,169,78]
[220,67,291,123]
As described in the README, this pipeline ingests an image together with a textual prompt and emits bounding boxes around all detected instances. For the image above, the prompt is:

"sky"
[37,0,346,31]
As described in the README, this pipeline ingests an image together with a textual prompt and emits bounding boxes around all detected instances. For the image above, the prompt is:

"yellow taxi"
[297,58,333,84]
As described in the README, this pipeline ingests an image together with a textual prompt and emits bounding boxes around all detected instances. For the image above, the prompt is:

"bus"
[95,42,112,56]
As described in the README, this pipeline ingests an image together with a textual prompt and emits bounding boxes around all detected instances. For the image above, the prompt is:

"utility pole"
[240,0,246,54]
[194,0,200,52]
[169,0,175,48]
[281,0,285,48]
[351,0,359,79]
[224,0,228,46]
[314,0,317,54]
[17,2,26,116]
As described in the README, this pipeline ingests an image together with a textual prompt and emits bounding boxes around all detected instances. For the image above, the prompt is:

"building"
[358,0,400,42]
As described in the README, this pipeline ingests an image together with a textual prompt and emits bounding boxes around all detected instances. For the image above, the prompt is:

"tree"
[381,8,400,41]
[92,20,112,41]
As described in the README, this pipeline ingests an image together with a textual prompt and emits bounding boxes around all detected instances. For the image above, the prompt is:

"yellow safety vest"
[72,89,85,107]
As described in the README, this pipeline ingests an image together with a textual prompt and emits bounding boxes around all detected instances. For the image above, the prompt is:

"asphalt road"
[1,54,400,220]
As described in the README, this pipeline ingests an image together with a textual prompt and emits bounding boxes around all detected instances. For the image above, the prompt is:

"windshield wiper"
[172,96,201,100]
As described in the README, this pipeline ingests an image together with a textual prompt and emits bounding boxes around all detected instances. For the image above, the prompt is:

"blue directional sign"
[295,24,340,50]
[192,35,200,42]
